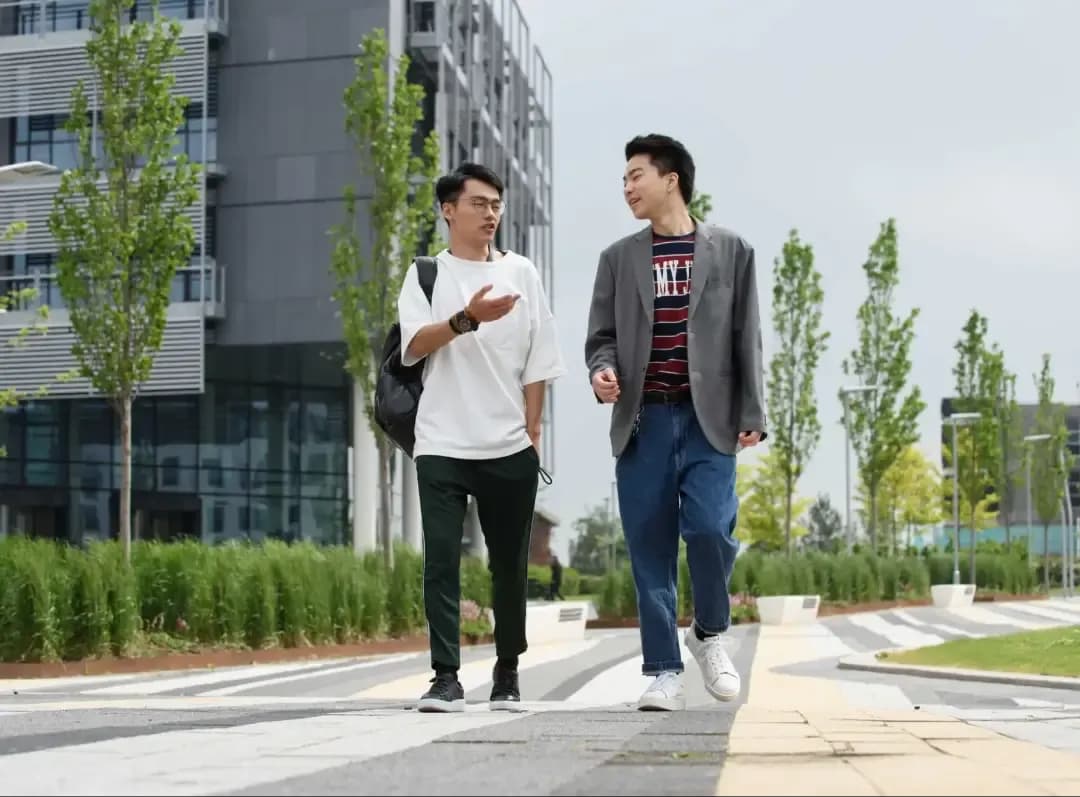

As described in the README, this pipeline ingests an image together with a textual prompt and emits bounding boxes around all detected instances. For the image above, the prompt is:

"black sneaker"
[417,672,465,713]
[489,661,521,711]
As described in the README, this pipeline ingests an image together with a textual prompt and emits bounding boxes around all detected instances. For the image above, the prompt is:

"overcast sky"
[514,0,1080,559]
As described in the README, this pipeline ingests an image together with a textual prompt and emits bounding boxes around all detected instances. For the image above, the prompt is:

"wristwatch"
[449,309,479,335]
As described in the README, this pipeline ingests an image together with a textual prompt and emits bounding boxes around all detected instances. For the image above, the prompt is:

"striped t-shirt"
[644,230,694,395]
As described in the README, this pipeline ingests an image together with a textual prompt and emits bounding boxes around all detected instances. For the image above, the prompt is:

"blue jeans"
[615,401,740,675]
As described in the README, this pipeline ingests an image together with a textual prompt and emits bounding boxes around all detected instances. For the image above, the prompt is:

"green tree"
[329,28,440,566]
[569,503,625,575]
[735,452,812,552]
[687,190,712,223]
[896,446,942,550]
[803,494,843,553]
[766,229,829,556]
[950,310,1004,580]
[991,364,1025,546]
[47,0,200,563]
[941,455,999,544]
[874,445,942,555]
[1030,354,1072,590]
[841,218,925,551]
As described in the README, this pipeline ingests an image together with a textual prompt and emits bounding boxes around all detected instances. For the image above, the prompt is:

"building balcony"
[0,0,226,117]
[0,167,214,255]
[0,257,226,321]
[0,0,228,39]
[0,257,222,398]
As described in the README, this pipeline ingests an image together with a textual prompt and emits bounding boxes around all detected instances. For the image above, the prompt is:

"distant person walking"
[548,553,564,601]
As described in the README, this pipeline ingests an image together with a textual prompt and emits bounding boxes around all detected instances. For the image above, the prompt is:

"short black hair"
[625,134,695,205]
[436,162,505,206]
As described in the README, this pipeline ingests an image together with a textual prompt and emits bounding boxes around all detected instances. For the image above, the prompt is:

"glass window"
[77,489,111,543]
[70,400,111,490]
[23,401,62,487]
[131,399,155,491]
[300,498,345,545]
[157,397,197,492]
[0,407,22,485]
[199,383,249,495]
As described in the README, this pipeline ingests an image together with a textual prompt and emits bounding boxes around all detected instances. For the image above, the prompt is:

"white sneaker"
[684,624,740,702]
[637,670,685,712]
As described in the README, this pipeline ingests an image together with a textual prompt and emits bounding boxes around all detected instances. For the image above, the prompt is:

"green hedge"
[0,537,494,664]
[593,550,1039,620]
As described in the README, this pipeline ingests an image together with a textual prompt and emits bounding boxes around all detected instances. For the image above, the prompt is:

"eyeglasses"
[465,197,503,214]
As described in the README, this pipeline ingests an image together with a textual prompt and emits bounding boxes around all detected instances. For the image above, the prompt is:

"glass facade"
[0,344,351,546]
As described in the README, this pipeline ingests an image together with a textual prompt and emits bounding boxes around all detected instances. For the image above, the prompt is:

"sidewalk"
[715,624,1080,796]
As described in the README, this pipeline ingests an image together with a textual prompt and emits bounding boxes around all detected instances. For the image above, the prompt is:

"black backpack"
[373,257,438,459]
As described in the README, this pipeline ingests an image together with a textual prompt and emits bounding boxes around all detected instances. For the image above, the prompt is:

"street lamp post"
[1059,447,1073,598]
[839,385,878,553]
[944,411,981,585]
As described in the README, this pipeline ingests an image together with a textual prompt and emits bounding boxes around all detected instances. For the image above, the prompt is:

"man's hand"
[467,284,519,323]
[591,367,620,404]
[528,426,541,455]
[738,431,763,448]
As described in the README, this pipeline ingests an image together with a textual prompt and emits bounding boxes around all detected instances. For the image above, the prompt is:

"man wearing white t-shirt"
[397,163,565,712]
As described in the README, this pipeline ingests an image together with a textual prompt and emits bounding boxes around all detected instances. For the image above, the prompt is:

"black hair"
[624,134,695,205]
[435,162,505,206]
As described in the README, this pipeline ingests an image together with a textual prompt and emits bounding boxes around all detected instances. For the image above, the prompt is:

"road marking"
[199,653,422,696]
[350,638,602,700]
[565,650,648,706]
[893,609,981,638]
[0,671,146,693]
[0,705,525,795]
[805,621,862,658]
[998,602,1080,624]
[948,605,1046,630]
[847,613,945,649]
[82,660,351,696]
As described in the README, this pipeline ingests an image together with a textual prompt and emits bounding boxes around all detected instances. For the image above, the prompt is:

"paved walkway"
[1,598,1078,795]
[717,617,1080,796]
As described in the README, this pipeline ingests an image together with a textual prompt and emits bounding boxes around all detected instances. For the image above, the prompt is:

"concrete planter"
[931,583,976,609]
[486,600,590,645]
[756,594,820,625]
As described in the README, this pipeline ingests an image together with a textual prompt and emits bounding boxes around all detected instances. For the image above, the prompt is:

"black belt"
[642,390,692,405]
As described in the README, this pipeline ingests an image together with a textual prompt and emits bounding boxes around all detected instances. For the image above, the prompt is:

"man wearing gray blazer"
[585,134,767,712]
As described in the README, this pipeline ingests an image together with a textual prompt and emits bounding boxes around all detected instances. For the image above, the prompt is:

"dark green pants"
[416,446,539,671]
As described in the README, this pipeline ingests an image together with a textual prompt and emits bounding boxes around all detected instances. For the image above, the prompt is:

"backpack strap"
[415,257,438,305]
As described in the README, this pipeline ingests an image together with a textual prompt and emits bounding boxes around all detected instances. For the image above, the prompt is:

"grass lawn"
[879,625,1080,677]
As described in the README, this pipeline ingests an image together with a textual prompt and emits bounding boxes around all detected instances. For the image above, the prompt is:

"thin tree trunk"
[970,525,977,585]
[119,394,132,565]
[377,438,394,571]
[1044,524,1051,592]
[869,486,878,553]
[784,471,793,558]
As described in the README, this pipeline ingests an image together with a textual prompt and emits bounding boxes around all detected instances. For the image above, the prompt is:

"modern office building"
[0,0,555,547]
[939,397,1080,552]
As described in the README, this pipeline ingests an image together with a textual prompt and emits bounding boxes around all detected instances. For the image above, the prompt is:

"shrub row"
[593,550,1040,619]
[0,537,494,664]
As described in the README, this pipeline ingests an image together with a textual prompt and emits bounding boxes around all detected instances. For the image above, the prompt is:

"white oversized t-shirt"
[397,249,566,460]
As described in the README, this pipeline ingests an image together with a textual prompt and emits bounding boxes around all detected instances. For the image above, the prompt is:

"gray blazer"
[584,223,767,458]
